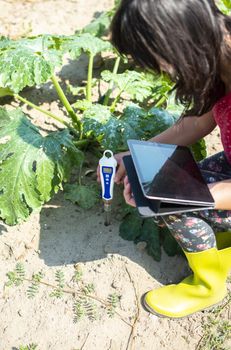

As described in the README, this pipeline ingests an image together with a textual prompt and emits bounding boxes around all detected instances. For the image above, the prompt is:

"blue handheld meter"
[99,150,117,225]
[99,150,117,201]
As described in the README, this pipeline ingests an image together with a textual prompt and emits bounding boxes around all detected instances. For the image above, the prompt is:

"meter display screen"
[103,167,113,174]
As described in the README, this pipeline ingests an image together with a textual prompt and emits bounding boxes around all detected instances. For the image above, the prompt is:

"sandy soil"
[0,1,230,350]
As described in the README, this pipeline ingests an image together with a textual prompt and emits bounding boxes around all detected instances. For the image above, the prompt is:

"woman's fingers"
[114,162,126,184]
[123,176,136,207]
[97,163,125,184]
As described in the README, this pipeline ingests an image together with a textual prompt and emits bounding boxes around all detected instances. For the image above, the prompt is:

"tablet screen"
[128,140,214,204]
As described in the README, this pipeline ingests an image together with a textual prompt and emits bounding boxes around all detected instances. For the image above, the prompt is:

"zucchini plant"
[0,30,181,224]
[0,2,207,260]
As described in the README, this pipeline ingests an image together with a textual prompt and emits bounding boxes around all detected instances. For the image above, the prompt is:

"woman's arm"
[208,180,231,210]
[149,110,216,146]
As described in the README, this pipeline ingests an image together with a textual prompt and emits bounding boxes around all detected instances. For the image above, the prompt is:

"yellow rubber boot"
[143,243,231,318]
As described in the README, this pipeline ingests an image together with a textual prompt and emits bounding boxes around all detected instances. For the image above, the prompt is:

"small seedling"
[19,344,38,350]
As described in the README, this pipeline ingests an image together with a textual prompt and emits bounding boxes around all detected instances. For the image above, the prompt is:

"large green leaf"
[121,104,176,141]
[102,70,174,104]
[78,12,112,38]
[118,204,183,260]
[101,70,155,103]
[119,213,143,241]
[0,108,83,225]
[190,139,207,161]
[135,219,161,261]
[82,104,138,151]
[0,35,63,93]
[82,104,113,145]
[0,36,12,49]
[101,117,138,151]
[165,92,184,117]
[82,103,177,152]
[142,107,175,138]
[61,33,112,58]
[77,0,120,38]
[82,104,113,143]
[160,226,182,257]
[82,104,112,123]
[0,87,13,97]
[64,184,99,209]
[136,72,173,107]
[121,104,147,139]
[93,117,123,151]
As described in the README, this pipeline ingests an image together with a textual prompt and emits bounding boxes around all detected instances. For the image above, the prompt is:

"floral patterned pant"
[161,152,231,252]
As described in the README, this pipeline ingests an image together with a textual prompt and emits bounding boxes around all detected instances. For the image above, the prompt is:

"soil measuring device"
[99,150,117,226]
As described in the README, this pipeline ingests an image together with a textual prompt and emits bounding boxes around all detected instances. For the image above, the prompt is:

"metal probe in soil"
[104,200,112,226]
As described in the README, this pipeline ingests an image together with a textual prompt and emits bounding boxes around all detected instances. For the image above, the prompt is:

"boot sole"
[141,293,166,318]
[140,293,226,319]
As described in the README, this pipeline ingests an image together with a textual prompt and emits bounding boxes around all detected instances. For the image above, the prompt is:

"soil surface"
[0,1,230,350]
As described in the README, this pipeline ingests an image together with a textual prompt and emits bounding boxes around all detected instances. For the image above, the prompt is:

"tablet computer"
[123,140,215,217]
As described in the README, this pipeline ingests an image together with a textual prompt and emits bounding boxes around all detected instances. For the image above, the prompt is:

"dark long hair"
[111,0,231,116]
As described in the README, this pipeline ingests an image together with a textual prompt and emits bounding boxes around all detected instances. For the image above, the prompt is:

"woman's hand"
[97,150,130,184]
[123,175,136,207]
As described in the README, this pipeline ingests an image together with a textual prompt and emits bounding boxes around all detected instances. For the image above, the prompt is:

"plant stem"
[14,94,79,137]
[155,95,167,108]
[110,91,122,113]
[14,94,68,127]
[51,75,82,132]
[103,56,121,106]
[125,266,141,350]
[73,139,90,147]
[86,53,94,103]
[78,162,83,185]
[110,77,132,113]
